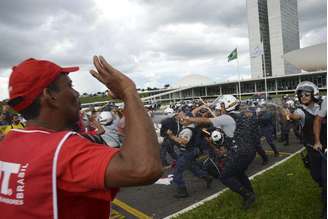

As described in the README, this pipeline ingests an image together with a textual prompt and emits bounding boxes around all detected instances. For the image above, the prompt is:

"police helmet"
[285,100,295,108]
[99,111,113,125]
[211,130,224,146]
[219,95,239,112]
[215,103,221,111]
[295,81,320,101]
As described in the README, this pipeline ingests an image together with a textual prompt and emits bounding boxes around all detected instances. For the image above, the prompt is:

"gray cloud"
[0,0,95,28]
[298,0,327,35]
[136,0,247,28]
[0,0,326,99]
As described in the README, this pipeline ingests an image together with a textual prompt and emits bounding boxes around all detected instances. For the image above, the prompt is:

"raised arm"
[182,115,212,126]
[90,56,162,188]
[313,116,323,151]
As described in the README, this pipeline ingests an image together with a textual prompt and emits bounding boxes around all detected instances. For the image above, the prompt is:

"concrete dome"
[284,43,327,71]
[173,74,213,88]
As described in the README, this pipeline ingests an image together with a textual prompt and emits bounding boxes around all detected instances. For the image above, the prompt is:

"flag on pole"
[250,46,264,58]
[227,48,238,62]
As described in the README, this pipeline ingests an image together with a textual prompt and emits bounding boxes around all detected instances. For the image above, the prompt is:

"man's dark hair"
[20,75,62,120]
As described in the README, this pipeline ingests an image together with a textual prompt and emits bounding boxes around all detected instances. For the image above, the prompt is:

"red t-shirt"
[34,126,120,219]
[58,134,120,219]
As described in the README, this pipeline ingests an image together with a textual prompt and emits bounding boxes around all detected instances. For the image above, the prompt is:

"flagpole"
[236,48,241,100]
[262,42,268,101]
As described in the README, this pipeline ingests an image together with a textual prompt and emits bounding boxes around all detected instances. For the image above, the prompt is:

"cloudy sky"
[0,0,326,100]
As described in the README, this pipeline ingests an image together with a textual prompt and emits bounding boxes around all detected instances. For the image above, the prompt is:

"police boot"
[274,151,280,157]
[241,189,256,209]
[262,158,269,165]
[174,186,189,198]
[202,176,213,189]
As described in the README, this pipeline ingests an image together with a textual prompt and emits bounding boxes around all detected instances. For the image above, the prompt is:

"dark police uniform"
[244,109,268,164]
[294,103,327,216]
[258,109,279,156]
[160,116,178,166]
[209,112,256,208]
[172,125,212,198]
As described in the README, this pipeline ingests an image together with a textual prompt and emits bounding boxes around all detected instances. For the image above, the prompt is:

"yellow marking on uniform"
[109,209,125,219]
[112,199,152,219]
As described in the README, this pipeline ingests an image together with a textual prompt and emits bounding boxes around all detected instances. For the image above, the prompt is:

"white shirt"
[293,103,320,127]
[317,96,327,118]
[210,114,236,138]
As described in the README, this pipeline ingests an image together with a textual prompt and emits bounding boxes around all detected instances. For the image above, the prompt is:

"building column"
[254,82,257,93]
[205,87,208,97]
[275,79,278,95]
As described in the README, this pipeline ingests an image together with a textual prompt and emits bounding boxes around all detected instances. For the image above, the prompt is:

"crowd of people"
[0,103,26,140]
[0,57,326,218]
[158,83,326,215]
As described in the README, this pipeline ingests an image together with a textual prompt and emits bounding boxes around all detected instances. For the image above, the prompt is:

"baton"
[306,144,327,160]
[198,97,216,117]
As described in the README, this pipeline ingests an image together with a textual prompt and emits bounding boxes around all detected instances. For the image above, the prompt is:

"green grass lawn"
[80,96,113,104]
[176,154,323,219]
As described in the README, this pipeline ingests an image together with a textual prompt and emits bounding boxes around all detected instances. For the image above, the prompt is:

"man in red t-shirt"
[0,56,162,219]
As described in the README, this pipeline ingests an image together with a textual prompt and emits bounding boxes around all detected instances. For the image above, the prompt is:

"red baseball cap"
[8,58,79,112]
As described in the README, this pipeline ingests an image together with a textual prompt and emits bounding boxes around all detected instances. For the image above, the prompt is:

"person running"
[183,95,256,209]
[0,57,162,219]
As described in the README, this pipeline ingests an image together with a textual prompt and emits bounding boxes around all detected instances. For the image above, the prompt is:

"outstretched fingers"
[90,69,106,84]
[93,56,107,76]
[99,56,118,75]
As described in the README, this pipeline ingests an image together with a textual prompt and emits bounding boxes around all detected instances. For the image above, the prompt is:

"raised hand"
[90,56,136,101]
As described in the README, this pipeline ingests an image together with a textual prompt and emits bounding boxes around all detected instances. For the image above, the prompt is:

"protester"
[3,114,25,135]
[0,57,162,219]
[1,104,13,125]
[99,110,123,148]
[0,113,8,126]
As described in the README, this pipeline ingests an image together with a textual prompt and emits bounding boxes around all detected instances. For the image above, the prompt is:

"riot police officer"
[159,114,179,167]
[257,105,280,157]
[183,95,256,209]
[288,81,326,217]
[167,112,212,198]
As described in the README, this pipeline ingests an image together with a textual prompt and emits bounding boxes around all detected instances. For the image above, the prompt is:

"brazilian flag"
[227,48,238,62]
